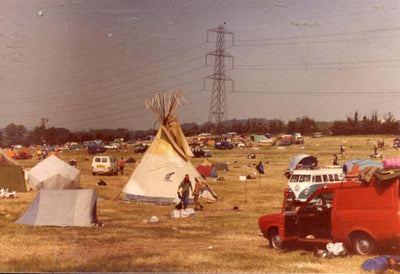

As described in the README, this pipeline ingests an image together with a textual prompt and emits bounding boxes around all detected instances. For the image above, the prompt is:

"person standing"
[119,157,125,175]
[340,146,346,160]
[193,178,205,211]
[178,174,193,210]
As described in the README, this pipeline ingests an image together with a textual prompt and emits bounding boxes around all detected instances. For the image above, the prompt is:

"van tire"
[268,228,284,249]
[352,232,376,255]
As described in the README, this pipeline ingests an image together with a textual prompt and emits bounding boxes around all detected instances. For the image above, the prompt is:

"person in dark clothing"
[178,174,193,210]
[332,154,338,166]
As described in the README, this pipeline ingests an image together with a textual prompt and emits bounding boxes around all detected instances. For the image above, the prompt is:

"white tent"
[27,155,80,190]
[15,189,98,227]
[119,92,217,204]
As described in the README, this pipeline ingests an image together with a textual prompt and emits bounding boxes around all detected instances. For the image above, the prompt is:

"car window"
[101,158,108,163]
[95,158,100,163]
[290,175,299,182]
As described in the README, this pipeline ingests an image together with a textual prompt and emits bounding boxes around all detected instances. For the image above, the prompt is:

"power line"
[234,89,400,97]
[235,58,400,71]
[234,26,400,43]
[2,42,208,103]
[234,34,400,47]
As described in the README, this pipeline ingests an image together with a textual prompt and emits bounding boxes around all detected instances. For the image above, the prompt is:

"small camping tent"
[197,164,218,178]
[15,189,98,227]
[251,134,267,142]
[214,162,230,172]
[0,149,29,192]
[119,92,217,204]
[28,155,80,190]
[288,154,318,170]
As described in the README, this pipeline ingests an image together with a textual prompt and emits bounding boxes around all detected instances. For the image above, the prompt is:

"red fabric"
[197,165,213,177]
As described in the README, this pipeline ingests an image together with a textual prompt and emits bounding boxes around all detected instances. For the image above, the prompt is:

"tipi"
[119,91,217,204]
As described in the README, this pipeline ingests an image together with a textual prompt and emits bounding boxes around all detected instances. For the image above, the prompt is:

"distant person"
[333,154,338,166]
[178,174,193,210]
[340,146,345,159]
[374,145,378,156]
[119,157,125,175]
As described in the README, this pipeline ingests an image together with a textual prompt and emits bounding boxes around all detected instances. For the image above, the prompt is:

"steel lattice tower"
[204,25,234,128]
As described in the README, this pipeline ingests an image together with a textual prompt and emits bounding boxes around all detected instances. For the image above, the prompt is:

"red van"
[258,178,400,255]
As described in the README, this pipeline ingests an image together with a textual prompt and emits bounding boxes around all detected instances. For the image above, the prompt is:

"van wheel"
[352,232,376,255]
[268,228,284,249]
[92,172,96,176]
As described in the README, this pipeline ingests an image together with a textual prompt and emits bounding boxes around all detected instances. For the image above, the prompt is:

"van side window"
[334,174,339,181]
[323,175,328,182]
[313,175,322,183]
[290,175,299,182]
[299,175,311,182]
[95,158,100,163]
[101,158,107,163]
[328,174,334,181]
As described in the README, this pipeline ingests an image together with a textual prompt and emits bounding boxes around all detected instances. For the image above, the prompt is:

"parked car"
[12,151,32,160]
[279,140,292,146]
[287,168,345,202]
[91,156,118,175]
[258,177,400,255]
[215,141,233,150]
[104,143,119,150]
[88,145,106,154]
[312,132,323,138]
[134,143,149,153]
[294,133,304,144]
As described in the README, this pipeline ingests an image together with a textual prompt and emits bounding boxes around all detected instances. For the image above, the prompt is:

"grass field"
[1,135,400,272]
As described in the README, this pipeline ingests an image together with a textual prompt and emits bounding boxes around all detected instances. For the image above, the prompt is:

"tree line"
[0,111,398,147]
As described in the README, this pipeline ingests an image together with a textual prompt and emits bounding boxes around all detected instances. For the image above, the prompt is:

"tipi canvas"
[119,92,217,204]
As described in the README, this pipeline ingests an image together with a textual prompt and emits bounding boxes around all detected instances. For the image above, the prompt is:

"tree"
[3,123,26,146]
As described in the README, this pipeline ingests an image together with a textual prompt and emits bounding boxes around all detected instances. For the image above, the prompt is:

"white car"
[91,156,118,175]
[104,143,119,150]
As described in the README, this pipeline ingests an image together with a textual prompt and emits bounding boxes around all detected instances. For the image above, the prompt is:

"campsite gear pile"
[362,255,400,272]
[0,188,16,199]
[313,243,348,258]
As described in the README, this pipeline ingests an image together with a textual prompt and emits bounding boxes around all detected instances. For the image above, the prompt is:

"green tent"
[0,166,29,192]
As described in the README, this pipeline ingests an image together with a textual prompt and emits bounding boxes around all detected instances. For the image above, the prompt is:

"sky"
[0,0,399,131]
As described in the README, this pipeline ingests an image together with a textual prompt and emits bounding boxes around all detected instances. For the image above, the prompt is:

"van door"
[297,192,334,240]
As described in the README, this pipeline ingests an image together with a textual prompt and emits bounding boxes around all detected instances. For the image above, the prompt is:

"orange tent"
[45,151,60,159]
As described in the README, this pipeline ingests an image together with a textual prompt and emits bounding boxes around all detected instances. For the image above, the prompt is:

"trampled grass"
[0,135,399,272]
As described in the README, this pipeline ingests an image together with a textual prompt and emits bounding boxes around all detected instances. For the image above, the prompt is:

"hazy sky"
[1,0,399,131]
